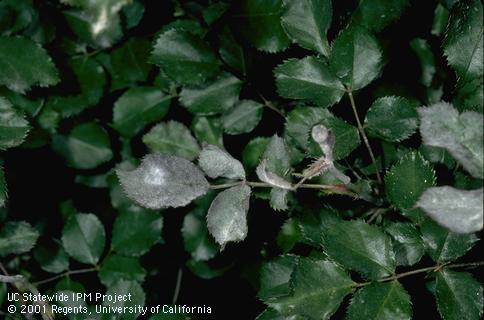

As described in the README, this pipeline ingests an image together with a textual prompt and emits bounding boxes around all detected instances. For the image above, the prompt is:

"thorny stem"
[209,181,358,197]
[33,267,99,286]
[354,261,484,288]
[346,89,383,185]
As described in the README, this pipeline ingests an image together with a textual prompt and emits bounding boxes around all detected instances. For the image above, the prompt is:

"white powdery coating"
[206,185,251,249]
[198,145,245,180]
[417,186,483,234]
[256,160,293,190]
[117,153,209,209]
[312,124,335,160]
[418,102,483,178]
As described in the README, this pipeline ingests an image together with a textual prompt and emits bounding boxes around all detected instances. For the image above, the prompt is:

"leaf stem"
[259,94,285,117]
[354,261,484,287]
[172,267,183,304]
[33,267,99,286]
[346,89,383,184]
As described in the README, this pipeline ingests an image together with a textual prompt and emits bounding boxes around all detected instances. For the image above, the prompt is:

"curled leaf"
[117,153,209,209]
[256,159,293,190]
[198,144,246,180]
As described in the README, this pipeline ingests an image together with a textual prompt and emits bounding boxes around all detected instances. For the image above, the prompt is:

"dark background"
[3,0,482,319]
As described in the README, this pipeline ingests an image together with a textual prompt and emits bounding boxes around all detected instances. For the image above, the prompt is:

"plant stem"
[367,207,391,223]
[354,261,484,287]
[172,267,183,305]
[210,181,358,197]
[33,267,98,286]
[346,89,383,184]
[259,94,285,117]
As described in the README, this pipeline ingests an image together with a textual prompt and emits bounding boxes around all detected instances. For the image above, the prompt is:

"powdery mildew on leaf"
[198,144,246,180]
[256,160,293,190]
[117,153,209,209]
[206,185,251,249]
[417,186,483,234]
[418,102,483,178]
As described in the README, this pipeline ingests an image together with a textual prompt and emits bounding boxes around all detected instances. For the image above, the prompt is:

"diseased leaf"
[435,269,483,320]
[179,73,242,115]
[0,96,30,150]
[113,87,171,138]
[61,213,105,265]
[52,122,113,170]
[323,220,396,280]
[117,153,209,209]
[111,210,163,256]
[443,0,483,83]
[0,221,39,256]
[420,219,478,263]
[0,36,59,93]
[281,0,332,56]
[269,257,354,320]
[385,151,436,210]
[236,0,290,53]
[385,222,425,266]
[417,186,483,234]
[329,26,383,90]
[142,121,200,161]
[206,185,251,249]
[285,106,360,160]
[365,96,419,142]
[192,116,224,148]
[274,57,345,108]
[418,102,483,178]
[198,144,245,180]
[258,254,299,303]
[351,0,409,32]
[182,208,218,261]
[150,29,221,85]
[346,281,412,320]
[98,254,146,286]
[222,100,264,135]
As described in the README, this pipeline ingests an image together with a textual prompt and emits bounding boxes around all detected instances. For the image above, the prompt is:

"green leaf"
[432,4,449,36]
[435,269,483,320]
[351,0,409,32]
[296,208,341,247]
[142,121,200,161]
[243,137,270,169]
[182,208,218,261]
[0,165,5,208]
[443,0,483,83]
[269,257,354,319]
[256,308,306,320]
[206,185,251,249]
[0,36,59,93]
[150,29,221,85]
[117,153,209,209]
[0,96,29,150]
[222,100,264,135]
[110,37,152,89]
[417,186,483,234]
[0,221,39,256]
[113,87,171,138]
[277,218,302,253]
[237,0,290,53]
[33,241,69,274]
[192,116,224,148]
[111,210,163,256]
[218,27,251,76]
[385,151,436,210]
[410,38,436,87]
[258,254,299,303]
[103,279,145,320]
[420,219,478,263]
[365,96,419,142]
[385,222,425,266]
[274,57,345,108]
[454,76,483,113]
[323,220,396,280]
[418,102,483,178]
[98,254,146,286]
[198,144,246,180]
[179,73,242,115]
[281,0,332,56]
[329,26,383,90]
[346,281,412,320]
[285,106,360,160]
[52,122,113,170]
[61,213,105,265]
